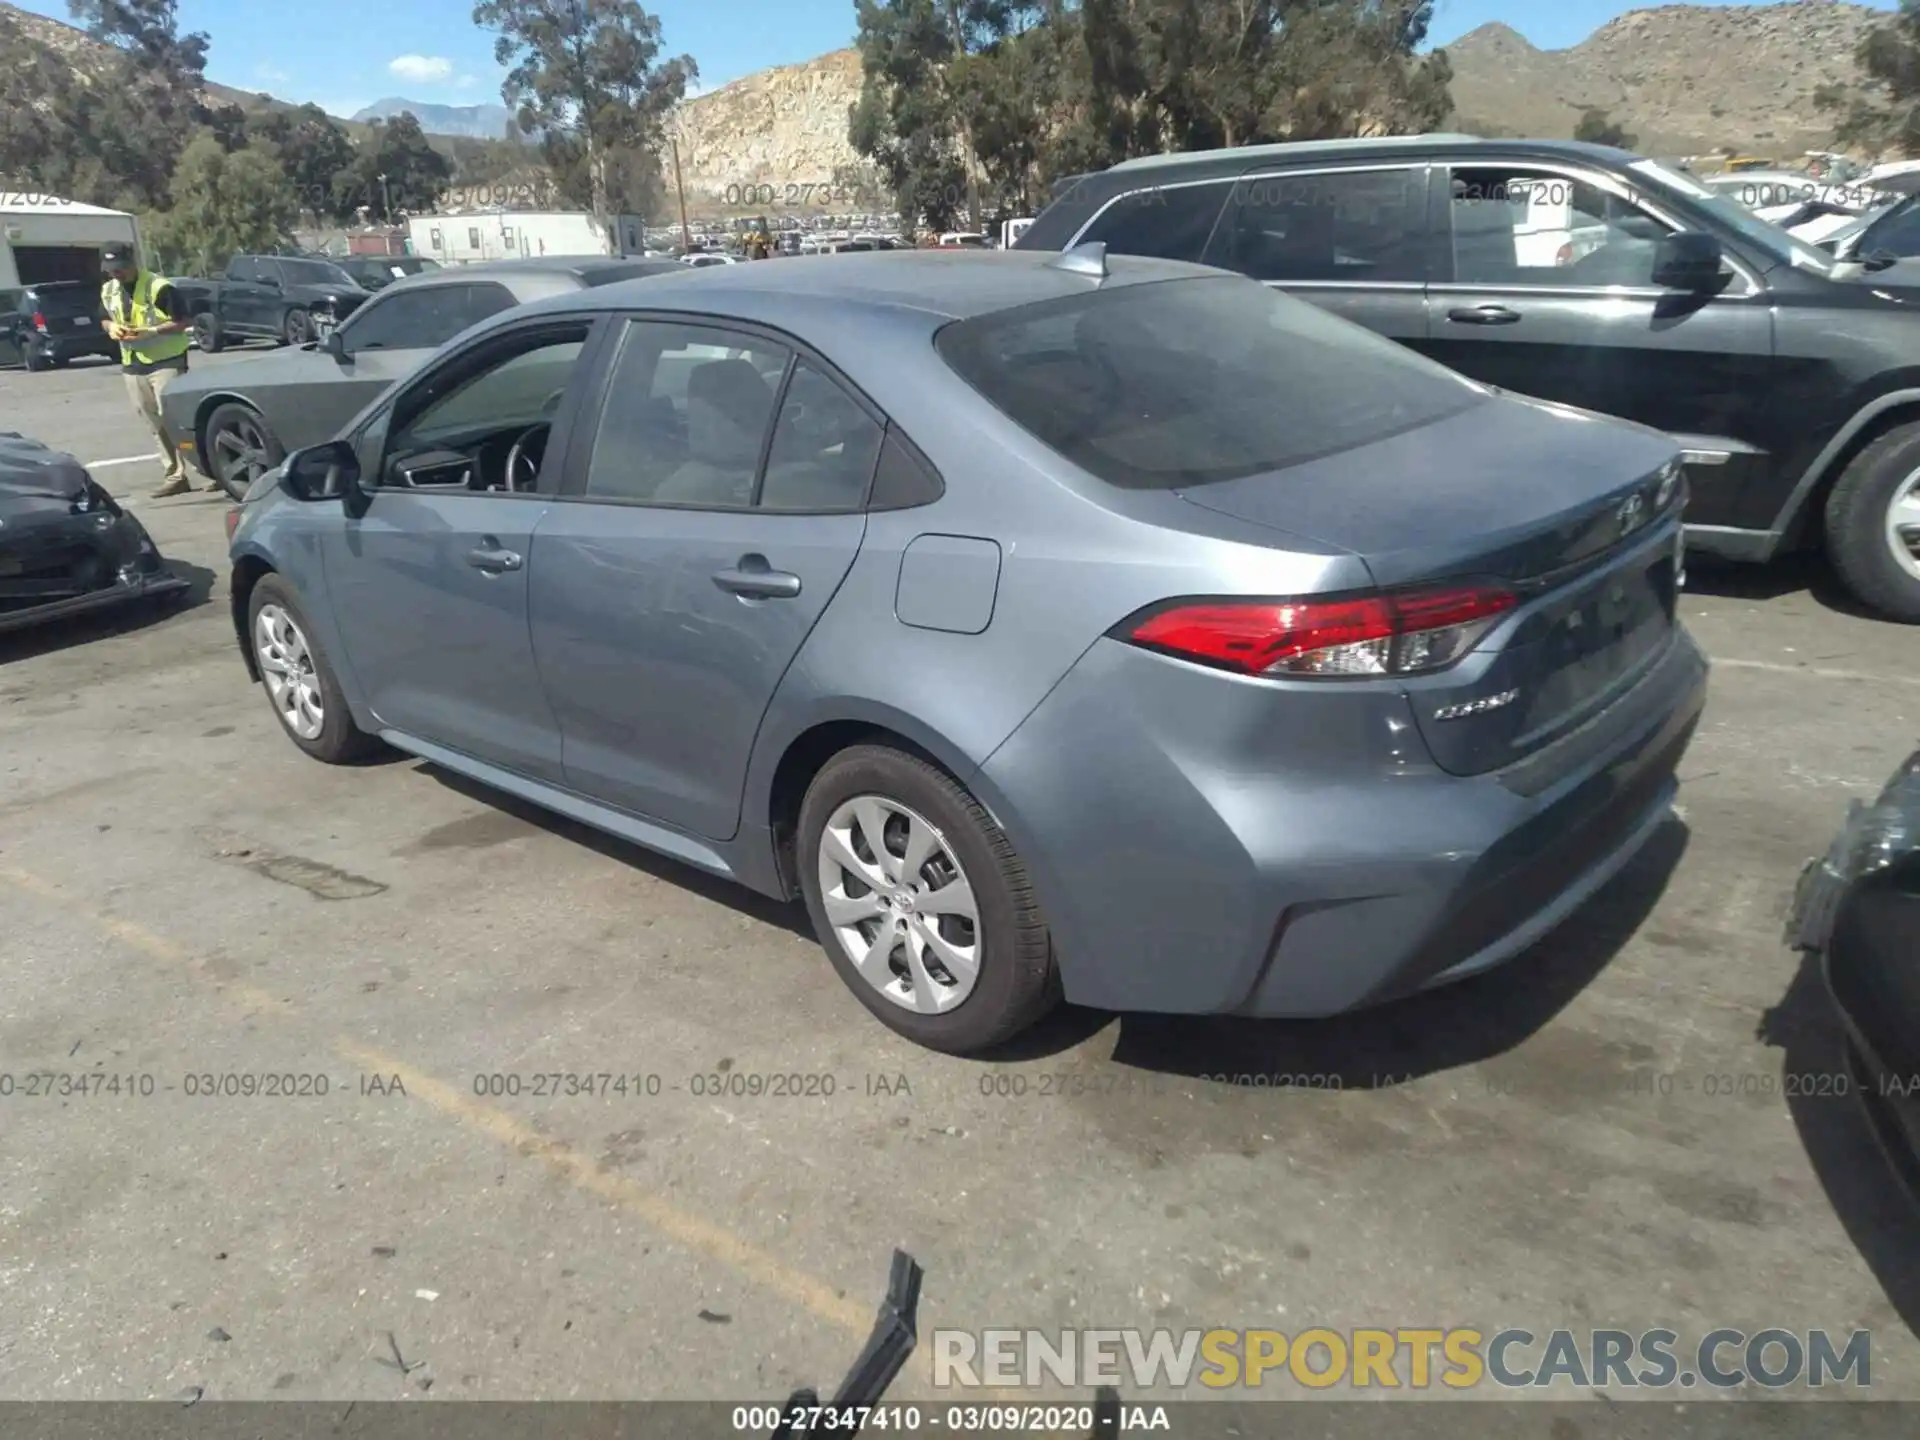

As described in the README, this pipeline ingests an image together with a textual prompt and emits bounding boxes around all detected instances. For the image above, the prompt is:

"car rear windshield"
[934,275,1488,489]
[30,285,98,316]
[279,259,356,286]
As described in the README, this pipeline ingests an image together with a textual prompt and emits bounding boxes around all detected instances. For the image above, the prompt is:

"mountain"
[667,49,876,209]
[1446,2,1886,157]
[351,97,519,142]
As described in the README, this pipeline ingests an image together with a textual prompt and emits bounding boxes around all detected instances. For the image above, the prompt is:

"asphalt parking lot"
[4,349,1920,1407]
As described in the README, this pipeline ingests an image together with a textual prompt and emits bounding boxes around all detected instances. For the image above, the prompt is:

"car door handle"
[714,558,801,599]
[467,545,522,574]
[1446,305,1522,326]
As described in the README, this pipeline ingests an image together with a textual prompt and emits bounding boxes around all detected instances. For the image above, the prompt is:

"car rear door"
[1420,162,1775,529]
[223,257,265,332]
[528,316,876,841]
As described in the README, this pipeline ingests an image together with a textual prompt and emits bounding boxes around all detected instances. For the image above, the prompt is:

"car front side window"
[1448,167,1679,289]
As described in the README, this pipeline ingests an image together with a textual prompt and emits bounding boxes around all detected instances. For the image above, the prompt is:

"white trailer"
[407,210,649,265]
[0,195,140,289]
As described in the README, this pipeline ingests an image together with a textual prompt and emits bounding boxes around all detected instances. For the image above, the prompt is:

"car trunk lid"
[1175,394,1685,776]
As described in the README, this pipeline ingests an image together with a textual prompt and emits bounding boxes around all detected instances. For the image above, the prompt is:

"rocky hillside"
[1447,1,1885,157]
[667,50,877,209]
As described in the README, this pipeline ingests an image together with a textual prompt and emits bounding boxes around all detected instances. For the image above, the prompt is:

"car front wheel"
[796,744,1060,1053]
[1826,421,1920,623]
[246,575,381,763]
[205,402,285,501]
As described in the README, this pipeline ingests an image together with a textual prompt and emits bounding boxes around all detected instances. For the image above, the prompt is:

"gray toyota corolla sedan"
[227,246,1708,1053]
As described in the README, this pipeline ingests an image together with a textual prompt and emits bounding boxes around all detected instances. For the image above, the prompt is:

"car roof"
[379,256,683,297]
[512,248,1221,326]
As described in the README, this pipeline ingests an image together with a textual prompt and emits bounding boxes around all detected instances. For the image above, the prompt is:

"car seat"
[651,359,772,506]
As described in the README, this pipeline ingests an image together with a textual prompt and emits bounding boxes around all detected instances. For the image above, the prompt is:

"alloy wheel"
[211,415,274,493]
[254,602,324,740]
[285,310,312,345]
[816,795,981,1014]
[1887,467,1920,584]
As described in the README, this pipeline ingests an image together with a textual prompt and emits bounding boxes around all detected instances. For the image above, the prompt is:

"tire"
[204,402,285,502]
[281,307,311,347]
[1824,421,1920,623]
[193,313,223,353]
[245,574,380,764]
[796,744,1060,1053]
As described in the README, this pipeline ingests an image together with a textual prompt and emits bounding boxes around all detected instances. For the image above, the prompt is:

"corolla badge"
[1616,491,1647,536]
[1433,688,1519,722]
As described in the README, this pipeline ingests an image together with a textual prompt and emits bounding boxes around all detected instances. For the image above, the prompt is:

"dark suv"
[0,282,116,371]
[1019,136,1920,621]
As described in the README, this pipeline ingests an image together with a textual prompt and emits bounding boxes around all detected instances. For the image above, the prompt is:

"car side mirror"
[324,327,347,360]
[279,440,359,502]
[1651,231,1724,290]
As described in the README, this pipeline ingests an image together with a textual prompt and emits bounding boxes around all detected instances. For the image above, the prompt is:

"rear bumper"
[975,628,1708,1018]
[25,331,117,363]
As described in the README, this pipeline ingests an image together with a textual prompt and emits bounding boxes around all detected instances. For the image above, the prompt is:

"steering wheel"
[503,423,549,493]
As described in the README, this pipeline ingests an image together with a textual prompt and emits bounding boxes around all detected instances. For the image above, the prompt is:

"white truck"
[0,194,141,289]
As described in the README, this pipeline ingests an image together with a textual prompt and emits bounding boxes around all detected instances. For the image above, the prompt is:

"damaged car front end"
[1790,750,1920,1197]
[0,432,188,635]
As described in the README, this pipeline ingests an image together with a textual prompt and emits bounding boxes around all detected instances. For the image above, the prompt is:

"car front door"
[1419,163,1775,526]
[1197,163,1433,342]
[320,316,602,783]
[280,281,521,450]
[529,317,877,840]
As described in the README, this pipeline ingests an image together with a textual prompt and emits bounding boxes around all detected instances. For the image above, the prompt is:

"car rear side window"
[341,283,508,354]
[1079,181,1233,263]
[1201,168,1429,282]
[584,321,791,508]
[935,275,1487,490]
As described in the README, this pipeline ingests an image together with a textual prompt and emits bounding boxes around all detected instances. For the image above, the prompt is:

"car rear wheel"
[1825,422,1920,623]
[281,308,311,346]
[193,313,223,353]
[246,575,380,764]
[797,744,1060,1053]
[205,402,285,502]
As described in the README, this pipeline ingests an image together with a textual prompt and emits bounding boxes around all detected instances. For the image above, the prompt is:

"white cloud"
[388,54,454,83]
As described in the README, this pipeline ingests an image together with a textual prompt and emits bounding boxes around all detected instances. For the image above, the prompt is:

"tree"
[851,0,1047,232]
[473,0,697,219]
[145,133,300,274]
[334,113,454,219]
[0,12,72,190]
[66,0,214,208]
[1818,0,1920,156]
[247,105,360,221]
[1572,106,1635,149]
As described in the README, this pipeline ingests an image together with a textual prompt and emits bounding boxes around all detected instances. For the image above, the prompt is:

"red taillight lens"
[1125,585,1517,678]
[1554,242,1573,266]
[31,311,46,331]
[224,507,241,541]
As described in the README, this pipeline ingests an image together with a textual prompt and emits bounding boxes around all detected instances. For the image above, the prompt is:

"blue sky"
[7,0,1903,121]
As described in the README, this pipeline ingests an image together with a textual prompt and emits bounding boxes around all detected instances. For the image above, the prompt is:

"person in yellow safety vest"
[100,244,196,498]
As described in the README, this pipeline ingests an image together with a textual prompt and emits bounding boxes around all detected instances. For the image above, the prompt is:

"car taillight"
[1122,585,1518,678]
[224,507,241,541]
[1554,242,1573,266]
[31,311,46,331]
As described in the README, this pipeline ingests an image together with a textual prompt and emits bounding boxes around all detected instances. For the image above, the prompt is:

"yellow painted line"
[0,863,1026,1403]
